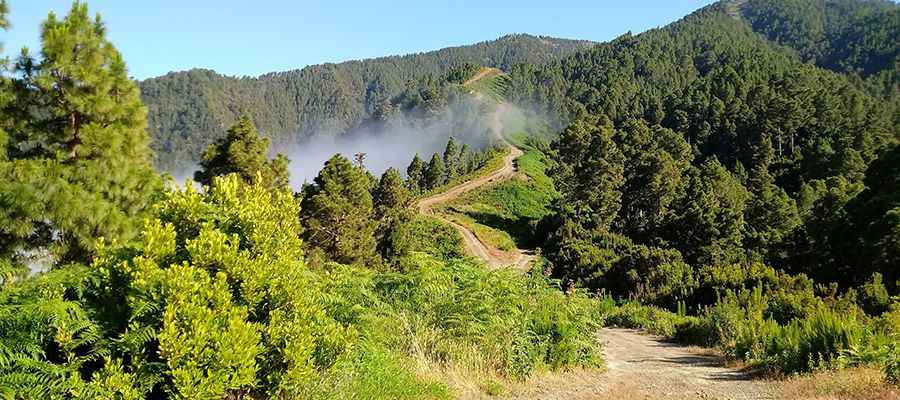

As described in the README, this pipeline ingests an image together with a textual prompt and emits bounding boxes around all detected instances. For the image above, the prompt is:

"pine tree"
[443,137,460,180]
[406,154,425,193]
[194,115,290,190]
[1,2,161,262]
[373,167,413,259]
[425,153,446,190]
[459,143,472,173]
[300,154,378,265]
[550,115,625,231]
[617,120,692,239]
[667,158,750,266]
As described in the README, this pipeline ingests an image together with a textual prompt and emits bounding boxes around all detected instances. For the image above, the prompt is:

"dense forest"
[2,0,900,398]
[504,0,900,383]
[139,35,594,171]
[504,0,899,288]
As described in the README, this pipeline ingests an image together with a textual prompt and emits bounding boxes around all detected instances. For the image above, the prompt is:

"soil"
[503,328,775,400]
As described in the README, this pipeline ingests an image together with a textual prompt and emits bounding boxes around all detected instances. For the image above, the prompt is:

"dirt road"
[418,143,535,269]
[504,328,773,400]
[463,67,504,86]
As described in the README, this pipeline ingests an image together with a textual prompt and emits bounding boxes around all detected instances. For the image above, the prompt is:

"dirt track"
[504,328,774,400]
[417,143,535,269]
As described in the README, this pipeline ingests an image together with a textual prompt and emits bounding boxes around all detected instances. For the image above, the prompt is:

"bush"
[376,255,603,379]
[858,273,892,315]
[391,216,464,261]
[605,301,695,337]
[698,288,881,374]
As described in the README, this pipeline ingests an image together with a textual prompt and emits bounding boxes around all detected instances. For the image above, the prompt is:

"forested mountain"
[736,0,900,124]
[505,0,899,289]
[737,0,899,77]
[140,34,594,170]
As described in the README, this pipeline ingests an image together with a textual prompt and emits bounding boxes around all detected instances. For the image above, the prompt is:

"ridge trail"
[417,139,534,270]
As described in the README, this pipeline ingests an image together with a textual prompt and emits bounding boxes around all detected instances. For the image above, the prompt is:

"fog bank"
[278,97,508,188]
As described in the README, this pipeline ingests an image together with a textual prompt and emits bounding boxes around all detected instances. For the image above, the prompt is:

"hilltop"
[139,34,595,171]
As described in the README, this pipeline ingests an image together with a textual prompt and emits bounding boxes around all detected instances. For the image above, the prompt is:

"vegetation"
[2,0,900,397]
[0,172,604,398]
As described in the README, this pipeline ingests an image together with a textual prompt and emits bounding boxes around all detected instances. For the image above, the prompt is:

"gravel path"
[502,329,774,400]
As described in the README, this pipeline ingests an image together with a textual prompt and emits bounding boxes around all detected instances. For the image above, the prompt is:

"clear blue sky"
[4,1,714,80]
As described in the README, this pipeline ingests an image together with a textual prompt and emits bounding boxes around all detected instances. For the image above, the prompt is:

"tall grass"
[316,251,604,396]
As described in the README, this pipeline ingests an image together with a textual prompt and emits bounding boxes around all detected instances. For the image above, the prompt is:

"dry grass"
[778,367,900,400]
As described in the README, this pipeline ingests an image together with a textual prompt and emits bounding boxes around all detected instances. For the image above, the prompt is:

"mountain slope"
[139,34,595,171]
[736,0,899,77]
[508,0,897,192]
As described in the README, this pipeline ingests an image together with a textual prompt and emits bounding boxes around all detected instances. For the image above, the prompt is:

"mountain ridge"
[140,33,595,171]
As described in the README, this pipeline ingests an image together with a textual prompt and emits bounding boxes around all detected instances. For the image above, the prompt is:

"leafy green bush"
[390,216,464,261]
[858,273,892,315]
[605,301,695,337]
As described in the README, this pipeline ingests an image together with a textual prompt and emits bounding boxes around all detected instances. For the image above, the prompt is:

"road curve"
[417,143,535,270]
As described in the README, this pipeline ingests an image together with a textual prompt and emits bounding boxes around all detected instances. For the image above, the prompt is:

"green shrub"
[391,216,464,261]
[605,301,694,337]
[886,341,900,384]
[376,254,603,379]
[772,306,865,373]
[859,273,892,315]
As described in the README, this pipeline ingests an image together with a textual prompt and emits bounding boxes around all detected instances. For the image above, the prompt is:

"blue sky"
[4,1,714,80]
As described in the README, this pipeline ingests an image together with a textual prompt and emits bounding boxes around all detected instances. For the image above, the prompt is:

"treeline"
[140,35,593,171]
[406,137,504,194]
[513,0,900,379]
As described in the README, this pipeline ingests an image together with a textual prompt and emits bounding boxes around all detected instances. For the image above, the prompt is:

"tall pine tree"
[443,137,460,181]
[425,153,446,190]
[194,115,290,190]
[1,2,161,263]
[300,154,378,265]
[373,167,413,259]
[406,154,425,193]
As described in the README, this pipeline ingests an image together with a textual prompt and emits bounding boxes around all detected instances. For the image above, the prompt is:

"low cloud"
[277,97,509,188]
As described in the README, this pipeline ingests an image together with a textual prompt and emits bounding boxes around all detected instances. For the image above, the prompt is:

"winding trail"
[417,141,535,270]
[418,70,536,270]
